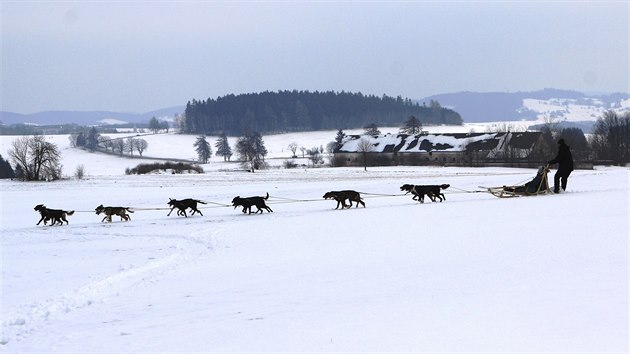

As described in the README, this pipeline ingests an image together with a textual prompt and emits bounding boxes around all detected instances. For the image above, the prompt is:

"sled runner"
[480,165,551,198]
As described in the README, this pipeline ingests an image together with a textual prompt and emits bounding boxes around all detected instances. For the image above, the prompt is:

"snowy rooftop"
[336,132,542,153]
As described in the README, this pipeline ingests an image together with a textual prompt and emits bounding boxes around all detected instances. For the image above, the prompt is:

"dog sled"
[480,165,552,198]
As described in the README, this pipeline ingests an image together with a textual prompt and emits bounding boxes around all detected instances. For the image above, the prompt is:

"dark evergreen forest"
[182,91,463,135]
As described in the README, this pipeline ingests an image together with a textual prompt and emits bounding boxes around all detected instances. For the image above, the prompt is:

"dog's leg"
[167,207,175,216]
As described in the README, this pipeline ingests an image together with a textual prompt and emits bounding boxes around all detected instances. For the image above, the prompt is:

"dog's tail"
[126,208,135,213]
[197,200,207,204]
[264,192,269,200]
[441,184,450,190]
[66,210,75,216]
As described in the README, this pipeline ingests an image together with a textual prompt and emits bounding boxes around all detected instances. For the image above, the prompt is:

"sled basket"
[480,165,552,198]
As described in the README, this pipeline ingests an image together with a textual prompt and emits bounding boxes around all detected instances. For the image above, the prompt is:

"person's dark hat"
[557,138,565,145]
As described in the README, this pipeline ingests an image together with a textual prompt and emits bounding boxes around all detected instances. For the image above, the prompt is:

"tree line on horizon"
[179,90,463,136]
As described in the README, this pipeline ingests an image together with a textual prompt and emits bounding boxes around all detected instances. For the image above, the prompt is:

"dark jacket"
[549,142,574,173]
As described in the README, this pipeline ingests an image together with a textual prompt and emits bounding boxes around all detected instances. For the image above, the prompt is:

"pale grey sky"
[2,1,628,114]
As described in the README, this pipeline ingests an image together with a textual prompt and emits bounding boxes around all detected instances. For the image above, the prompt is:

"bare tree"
[356,137,374,171]
[9,135,62,181]
[591,110,630,165]
[125,137,135,156]
[114,139,125,157]
[287,142,299,158]
[134,139,148,156]
[98,136,112,151]
[75,164,86,180]
[307,146,323,166]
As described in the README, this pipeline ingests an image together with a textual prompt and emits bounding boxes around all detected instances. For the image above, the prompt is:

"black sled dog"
[34,204,75,226]
[231,192,273,214]
[167,198,207,217]
[400,184,450,203]
[323,190,366,209]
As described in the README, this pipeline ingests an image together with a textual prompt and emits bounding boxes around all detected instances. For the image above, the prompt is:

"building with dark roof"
[333,131,551,167]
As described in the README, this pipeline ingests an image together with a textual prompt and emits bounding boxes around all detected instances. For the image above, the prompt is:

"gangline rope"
[68,186,501,213]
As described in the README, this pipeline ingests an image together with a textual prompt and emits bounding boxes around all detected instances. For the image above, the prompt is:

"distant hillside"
[183,90,462,136]
[421,89,630,124]
[3,88,629,132]
[0,106,185,126]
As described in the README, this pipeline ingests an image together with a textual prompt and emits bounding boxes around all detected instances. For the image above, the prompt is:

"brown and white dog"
[95,204,134,222]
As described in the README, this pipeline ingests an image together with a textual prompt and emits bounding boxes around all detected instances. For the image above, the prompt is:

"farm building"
[333,131,552,168]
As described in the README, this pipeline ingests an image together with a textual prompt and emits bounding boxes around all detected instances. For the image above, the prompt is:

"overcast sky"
[2,1,628,114]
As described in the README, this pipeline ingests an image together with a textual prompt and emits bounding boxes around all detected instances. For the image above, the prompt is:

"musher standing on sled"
[548,138,574,193]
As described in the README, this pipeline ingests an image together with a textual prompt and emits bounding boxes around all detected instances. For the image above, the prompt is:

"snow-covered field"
[1,131,628,352]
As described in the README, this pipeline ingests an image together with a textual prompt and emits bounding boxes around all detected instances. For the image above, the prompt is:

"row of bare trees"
[97,136,148,157]
[590,110,630,165]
